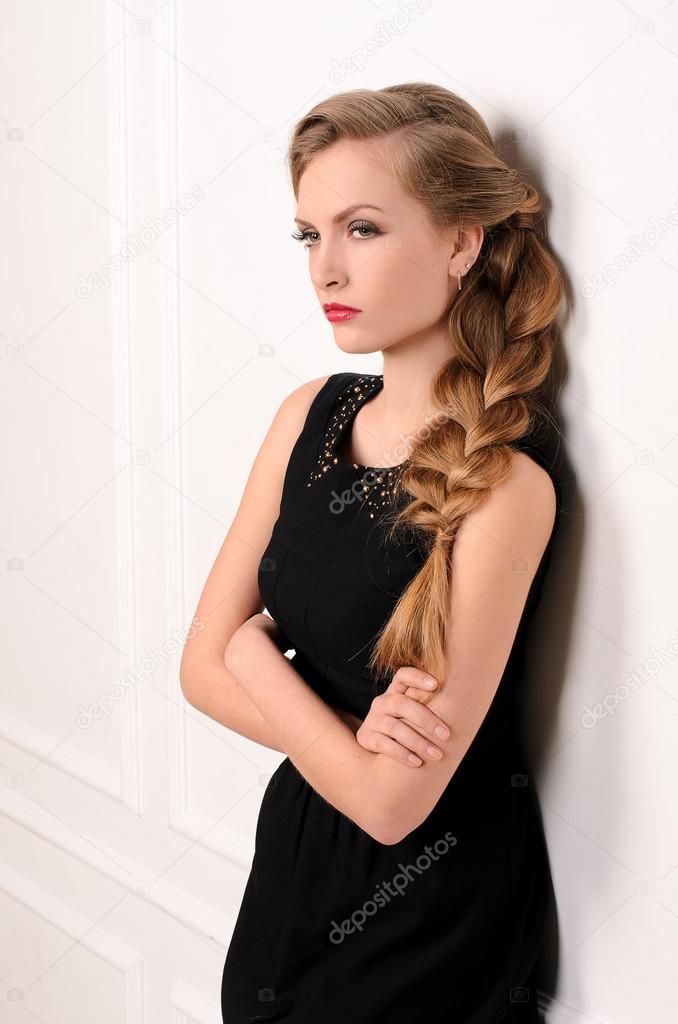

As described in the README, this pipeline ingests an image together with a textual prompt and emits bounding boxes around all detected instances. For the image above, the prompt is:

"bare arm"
[179,371,442,770]
[182,650,286,752]
[225,616,403,843]
[179,375,333,752]
[225,452,556,846]
[182,612,360,752]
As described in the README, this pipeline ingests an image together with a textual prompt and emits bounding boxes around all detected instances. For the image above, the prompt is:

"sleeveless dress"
[221,371,562,1024]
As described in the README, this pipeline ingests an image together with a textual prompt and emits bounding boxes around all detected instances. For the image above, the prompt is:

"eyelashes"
[290,220,381,248]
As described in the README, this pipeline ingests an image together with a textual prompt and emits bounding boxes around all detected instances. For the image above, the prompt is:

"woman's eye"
[348,220,380,240]
[290,221,381,248]
[290,229,319,247]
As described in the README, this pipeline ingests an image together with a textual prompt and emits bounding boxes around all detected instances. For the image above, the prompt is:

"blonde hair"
[287,82,566,689]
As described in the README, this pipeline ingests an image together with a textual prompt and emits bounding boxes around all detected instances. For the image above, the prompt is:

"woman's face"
[294,139,467,356]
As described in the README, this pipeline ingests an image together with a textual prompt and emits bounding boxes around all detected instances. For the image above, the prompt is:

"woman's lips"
[324,307,362,322]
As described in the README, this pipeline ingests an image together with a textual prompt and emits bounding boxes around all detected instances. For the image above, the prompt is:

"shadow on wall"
[494,130,584,1022]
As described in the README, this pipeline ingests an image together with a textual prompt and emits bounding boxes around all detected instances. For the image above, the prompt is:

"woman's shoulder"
[279,371,362,424]
[286,373,333,412]
[284,370,358,406]
[265,372,347,453]
[510,413,565,528]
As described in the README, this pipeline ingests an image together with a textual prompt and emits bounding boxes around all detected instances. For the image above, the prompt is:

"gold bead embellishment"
[306,375,406,517]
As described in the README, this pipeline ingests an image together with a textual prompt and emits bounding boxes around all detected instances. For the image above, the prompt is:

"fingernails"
[435,725,449,738]
[427,746,442,759]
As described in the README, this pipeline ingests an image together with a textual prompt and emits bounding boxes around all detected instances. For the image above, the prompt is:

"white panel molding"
[0,709,122,800]
[0,0,143,818]
[0,862,144,1022]
[156,0,190,851]
[106,0,143,818]
[0,788,232,948]
[171,979,220,1024]
[169,802,254,871]
[154,0,258,874]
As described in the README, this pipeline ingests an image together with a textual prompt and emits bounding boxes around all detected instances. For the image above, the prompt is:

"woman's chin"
[332,334,383,357]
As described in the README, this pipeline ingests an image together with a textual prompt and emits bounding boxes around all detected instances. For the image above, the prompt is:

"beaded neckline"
[306,373,410,518]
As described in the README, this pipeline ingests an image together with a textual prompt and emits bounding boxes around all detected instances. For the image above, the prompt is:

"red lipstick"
[323,302,362,322]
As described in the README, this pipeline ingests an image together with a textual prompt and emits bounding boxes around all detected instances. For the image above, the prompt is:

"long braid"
[286,83,566,692]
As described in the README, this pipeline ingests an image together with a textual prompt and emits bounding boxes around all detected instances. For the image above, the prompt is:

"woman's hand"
[355,667,451,767]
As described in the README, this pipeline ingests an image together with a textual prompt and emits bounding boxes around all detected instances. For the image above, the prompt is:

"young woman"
[181,82,565,1024]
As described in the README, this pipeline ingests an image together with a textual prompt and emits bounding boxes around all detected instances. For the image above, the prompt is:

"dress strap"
[310,372,360,464]
[276,373,355,508]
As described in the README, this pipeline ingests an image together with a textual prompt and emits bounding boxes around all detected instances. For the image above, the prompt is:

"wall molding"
[171,978,220,1024]
[0,861,144,1021]
[1,786,231,949]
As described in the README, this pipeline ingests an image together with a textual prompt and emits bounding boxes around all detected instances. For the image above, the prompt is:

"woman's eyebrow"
[293,203,386,228]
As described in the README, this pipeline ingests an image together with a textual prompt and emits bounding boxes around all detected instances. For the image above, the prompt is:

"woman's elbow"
[179,657,196,706]
[179,648,211,708]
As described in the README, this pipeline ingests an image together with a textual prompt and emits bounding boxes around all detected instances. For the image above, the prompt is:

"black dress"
[221,372,561,1024]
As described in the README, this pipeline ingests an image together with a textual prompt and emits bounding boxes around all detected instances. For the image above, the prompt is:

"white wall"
[1,1,676,1021]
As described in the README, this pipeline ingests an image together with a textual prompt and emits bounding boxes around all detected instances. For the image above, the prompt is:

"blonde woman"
[181,82,566,1024]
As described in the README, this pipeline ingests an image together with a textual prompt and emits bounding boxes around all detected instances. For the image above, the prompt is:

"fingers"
[358,667,451,769]
[358,724,442,766]
[390,666,439,692]
[360,731,425,766]
[404,684,436,708]
[389,667,443,711]
[386,720,444,762]
[381,691,450,742]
